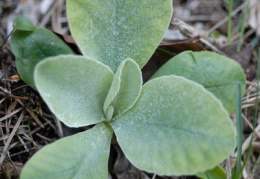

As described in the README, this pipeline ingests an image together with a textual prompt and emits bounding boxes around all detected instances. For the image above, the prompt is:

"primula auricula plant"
[10,0,246,178]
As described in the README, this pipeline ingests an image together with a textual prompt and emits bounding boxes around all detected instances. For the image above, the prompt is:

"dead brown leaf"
[1,162,23,179]
[54,33,82,54]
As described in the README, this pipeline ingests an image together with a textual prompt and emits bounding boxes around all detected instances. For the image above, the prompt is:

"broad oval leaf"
[111,76,235,176]
[67,0,173,72]
[151,51,246,113]
[20,123,113,179]
[13,16,35,31]
[104,58,142,118]
[10,28,74,89]
[34,55,114,127]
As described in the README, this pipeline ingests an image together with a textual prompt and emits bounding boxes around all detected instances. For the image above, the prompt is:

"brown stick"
[0,110,26,167]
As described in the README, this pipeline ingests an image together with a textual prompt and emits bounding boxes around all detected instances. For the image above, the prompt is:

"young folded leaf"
[151,51,246,113]
[20,123,113,179]
[104,58,142,118]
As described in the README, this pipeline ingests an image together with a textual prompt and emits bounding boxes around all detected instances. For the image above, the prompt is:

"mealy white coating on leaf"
[111,75,236,176]
[110,59,142,117]
[104,58,142,119]
[34,55,114,127]
[67,0,173,72]
[20,123,113,179]
[103,61,123,113]
[105,106,115,121]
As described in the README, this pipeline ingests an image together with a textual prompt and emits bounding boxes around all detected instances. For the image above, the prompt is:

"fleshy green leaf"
[104,58,142,118]
[10,28,74,89]
[110,75,235,176]
[34,55,114,127]
[20,123,113,179]
[67,0,173,72]
[196,165,227,179]
[151,51,246,113]
[13,16,35,31]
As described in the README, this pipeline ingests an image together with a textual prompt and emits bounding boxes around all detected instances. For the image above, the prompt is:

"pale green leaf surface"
[196,165,227,179]
[67,0,173,72]
[104,59,142,118]
[13,16,35,31]
[20,123,113,179]
[34,55,114,127]
[10,28,74,89]
[151,51,246,113]
[111,76,236,176]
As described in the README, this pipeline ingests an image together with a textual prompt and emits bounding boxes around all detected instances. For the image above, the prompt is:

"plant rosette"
[9,0,246,178]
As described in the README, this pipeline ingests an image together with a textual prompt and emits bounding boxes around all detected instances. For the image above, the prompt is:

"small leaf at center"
[104,58,142,118]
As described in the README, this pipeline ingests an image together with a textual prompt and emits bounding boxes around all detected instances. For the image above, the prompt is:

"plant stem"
[235,83,242,179]
[237,2,249,51]
[157,47,176,57]
[0,28,15,50]
[227,0,233,44]
[238,48,260,178]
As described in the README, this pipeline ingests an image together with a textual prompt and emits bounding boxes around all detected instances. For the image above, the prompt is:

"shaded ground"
[0,0,260,178]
